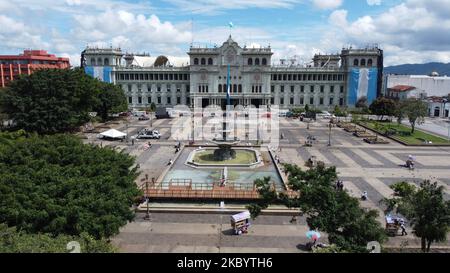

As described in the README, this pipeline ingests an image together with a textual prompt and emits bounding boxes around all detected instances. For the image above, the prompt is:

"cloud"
[367,0,381,5]
[328,0,450,65]
[311,0,343,10]
[164,0,300,14]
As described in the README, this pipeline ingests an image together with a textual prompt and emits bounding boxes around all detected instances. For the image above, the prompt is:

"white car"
[319,111,335,119]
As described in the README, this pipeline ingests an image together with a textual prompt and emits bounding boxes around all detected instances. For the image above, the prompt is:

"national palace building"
[82,36,383,110]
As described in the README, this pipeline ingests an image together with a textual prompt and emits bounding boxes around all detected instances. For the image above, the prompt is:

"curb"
[136,206,298,216]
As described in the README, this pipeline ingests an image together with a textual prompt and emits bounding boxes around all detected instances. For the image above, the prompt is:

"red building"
[0,50,70,88]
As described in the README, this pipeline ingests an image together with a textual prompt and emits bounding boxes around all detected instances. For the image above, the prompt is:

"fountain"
[212,118,240,161]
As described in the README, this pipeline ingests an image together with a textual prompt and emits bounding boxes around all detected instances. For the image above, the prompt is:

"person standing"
[400,219,407,236]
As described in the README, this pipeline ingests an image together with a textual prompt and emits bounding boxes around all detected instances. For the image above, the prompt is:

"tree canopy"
[382,181,450,252]
[394,99,428,133]
[0,68,128,134]
[248,164,387,252]
[0,132,141,239]
[369,97,396,120]
[0,224,115,253]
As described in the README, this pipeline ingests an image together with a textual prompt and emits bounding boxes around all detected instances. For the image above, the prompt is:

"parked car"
[136,129,160,139]
[322,111,336,119]
[138,115,150,120]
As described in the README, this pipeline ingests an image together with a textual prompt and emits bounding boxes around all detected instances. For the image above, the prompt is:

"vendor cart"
[231,211,251,235]
[385,215,402,236]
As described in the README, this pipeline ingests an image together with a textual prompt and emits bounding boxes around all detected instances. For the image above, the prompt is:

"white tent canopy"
[100,129,126,139]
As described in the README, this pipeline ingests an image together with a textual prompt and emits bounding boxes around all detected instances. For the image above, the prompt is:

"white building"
[385,74,450,97]
[82,36,384,110]
[385,74,450,118]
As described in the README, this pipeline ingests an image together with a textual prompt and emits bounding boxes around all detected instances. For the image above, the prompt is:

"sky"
[1,0,450,67]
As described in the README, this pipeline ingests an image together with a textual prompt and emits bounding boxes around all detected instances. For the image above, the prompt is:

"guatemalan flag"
[226,64,231,105]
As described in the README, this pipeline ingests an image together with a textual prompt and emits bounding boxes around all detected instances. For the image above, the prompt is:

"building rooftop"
[388,85,417,92]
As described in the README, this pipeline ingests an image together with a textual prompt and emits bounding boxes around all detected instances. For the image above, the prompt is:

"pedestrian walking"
[400,222,408,236]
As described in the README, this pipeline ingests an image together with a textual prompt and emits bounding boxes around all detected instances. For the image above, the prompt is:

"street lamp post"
[144,175,151,220]
[126,120,129,144]
[328,122,332,146]
[448,122,450,143]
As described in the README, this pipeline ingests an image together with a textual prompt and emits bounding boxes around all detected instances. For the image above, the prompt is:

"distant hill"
[384,62,450,76]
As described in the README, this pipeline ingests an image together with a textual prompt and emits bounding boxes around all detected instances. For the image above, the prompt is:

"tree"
[382,181,450,252]
[369,97,396,121]
[401,99,428,133]
[150,102,156,112]
[333,105,348,117]
[355,96,370,114]
[0,224,115,253]
[394,100,406,125]
[95,83,128,121]
[0,68,128,134]
[304,104,310,114]
[248,164,387,252]
[0,132,141,239]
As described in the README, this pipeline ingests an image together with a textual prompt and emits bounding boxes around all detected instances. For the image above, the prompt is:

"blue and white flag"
[228,22,234,28]
[226,64,231,105]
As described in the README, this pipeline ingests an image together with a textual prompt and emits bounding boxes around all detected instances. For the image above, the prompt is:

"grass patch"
[193,150,257,164]
[359,121,450,145]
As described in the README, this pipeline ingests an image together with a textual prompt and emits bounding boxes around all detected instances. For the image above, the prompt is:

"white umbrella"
[100,129,126,139]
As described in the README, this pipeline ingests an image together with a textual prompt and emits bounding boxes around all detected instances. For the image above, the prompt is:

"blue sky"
[1,0,450,66]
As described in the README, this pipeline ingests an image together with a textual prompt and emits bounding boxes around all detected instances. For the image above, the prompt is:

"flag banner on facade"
[84,66,112,83]
[347,68,378,106]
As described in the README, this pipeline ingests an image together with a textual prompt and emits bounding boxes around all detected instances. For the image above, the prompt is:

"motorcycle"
[405,160,415,170]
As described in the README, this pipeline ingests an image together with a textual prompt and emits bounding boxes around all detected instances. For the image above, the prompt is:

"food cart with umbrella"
[305,230,321,250]
[230,211,251,235]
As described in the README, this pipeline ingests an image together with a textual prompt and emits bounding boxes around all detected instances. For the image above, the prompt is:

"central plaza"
[82,113,450,252]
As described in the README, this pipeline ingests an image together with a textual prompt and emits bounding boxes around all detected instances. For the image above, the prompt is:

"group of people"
[175,142,181,153]
[274,155,281,164]
[335,180,344,191]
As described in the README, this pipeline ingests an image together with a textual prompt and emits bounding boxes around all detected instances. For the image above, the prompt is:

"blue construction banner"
[347,68,378,106]
[84,66,112,83]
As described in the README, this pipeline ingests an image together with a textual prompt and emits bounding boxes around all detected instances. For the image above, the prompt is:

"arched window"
[238,84,242,93]
[361,59,366,66]
[97,58,103,66]
[233,84,237,93]
[255,58,260,65]
[218,84,222,93]
[223,84,227,92]
[262,58,267,65]
[208,58,213,65]
[194,58,199,65]
[353,59,359,66]
[367,59,373,67]
[91,58,96,66]
[201,58,206,65]
[104,58,109,66]
[248,58,253,66]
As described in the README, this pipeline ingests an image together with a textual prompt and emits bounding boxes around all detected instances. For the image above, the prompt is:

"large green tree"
[96,83,128,121]
[248,164,387,252]
[0,224,115,253]
[401,98,428,133]
[369,97,396,121]
[0,68,128,134]
[0,132,141,239]
[382,181,450,252]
